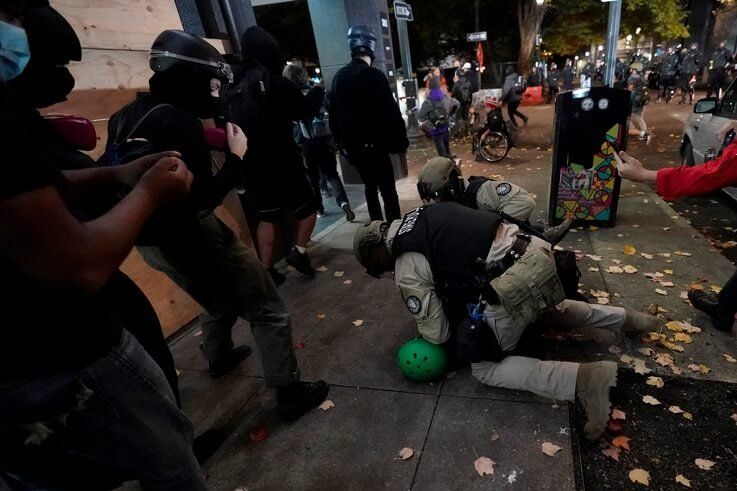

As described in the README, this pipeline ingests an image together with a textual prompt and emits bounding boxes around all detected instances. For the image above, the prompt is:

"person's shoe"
[688,289,735,332]
[268,267,286,287]
[576,361,617,440]
[341,202,355,221]
[621,310,660,335]
[277,380,330,421]
[286,247,315,277]
[317,208,326,218]
[522,116,529,128]
[543,218,574,245]
[208,345,252,377]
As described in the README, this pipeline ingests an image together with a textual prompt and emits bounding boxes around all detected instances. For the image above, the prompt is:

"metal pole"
[396,19,419,134]
[604,0,622,87]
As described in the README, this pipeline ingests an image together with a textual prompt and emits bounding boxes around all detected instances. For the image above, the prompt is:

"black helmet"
[347,25,377,60]
[150,30,233,83]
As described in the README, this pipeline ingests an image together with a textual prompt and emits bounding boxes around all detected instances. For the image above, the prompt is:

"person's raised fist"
[138,156,193,206]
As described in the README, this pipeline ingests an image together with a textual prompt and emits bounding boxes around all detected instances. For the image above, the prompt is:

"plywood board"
[69,49,151,90]
[51,0,183,51]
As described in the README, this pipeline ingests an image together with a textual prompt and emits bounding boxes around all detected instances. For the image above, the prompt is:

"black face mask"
[8,63,75,108]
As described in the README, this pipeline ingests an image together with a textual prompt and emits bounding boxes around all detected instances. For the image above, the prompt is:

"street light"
[635,26,642,35]
[598,45,604,52]
[315,67,321,74]
[574,55,579,60]
[585,51,591,57]
[536,0,545,5]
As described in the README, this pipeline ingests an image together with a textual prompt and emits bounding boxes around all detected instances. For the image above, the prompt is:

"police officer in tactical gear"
[707,42,733,98]
[657,47,679,103]
[353,203,661,439]
[416,157,572,244]
[678,44,701,105]
[329,25,408,221]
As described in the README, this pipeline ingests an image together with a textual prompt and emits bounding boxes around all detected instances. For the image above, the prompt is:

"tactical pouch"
[455,316,505,364]
[490,249,565,326]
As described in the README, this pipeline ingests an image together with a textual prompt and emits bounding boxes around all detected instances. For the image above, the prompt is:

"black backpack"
[98,102,172,167]
[220,59,273,142]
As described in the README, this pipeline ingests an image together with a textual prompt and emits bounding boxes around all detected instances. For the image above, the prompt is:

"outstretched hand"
[613,151,653,183]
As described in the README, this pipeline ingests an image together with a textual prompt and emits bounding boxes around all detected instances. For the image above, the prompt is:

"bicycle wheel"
[478,131,510,163]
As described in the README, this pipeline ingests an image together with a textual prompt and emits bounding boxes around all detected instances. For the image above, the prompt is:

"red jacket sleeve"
[656,142,737,201]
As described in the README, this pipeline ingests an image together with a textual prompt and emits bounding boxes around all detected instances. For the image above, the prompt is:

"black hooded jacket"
[238,26,324,165]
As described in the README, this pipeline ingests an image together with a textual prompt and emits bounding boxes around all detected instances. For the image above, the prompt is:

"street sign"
[466,31,487,42]
[393,1,413,22]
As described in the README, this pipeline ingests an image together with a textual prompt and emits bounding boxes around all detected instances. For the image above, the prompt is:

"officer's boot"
[576,361,617,440]
[620,310,660,335]
[688,288,735,332]
[542,218,574,245]
[277,380,330,421]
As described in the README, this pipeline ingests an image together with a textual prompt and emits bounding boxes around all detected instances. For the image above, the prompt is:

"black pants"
[432,132,451,158]
[659,75,676,99]
[547,86,558,104]
[348,148,401,221]
[707,71,727,98]
[507,101,527,127]
[304,141,349,211]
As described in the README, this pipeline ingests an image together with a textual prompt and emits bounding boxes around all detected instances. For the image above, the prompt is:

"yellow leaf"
[646,376,664,388]
[694,458,715,470]
[317,313,326,320]
[606,265,624,274]
[710,285,722,294]
[642,395,661,405]
[675,474,691,487]
[315,266,328,272]
[397,447,414,461]
[623,245,637,255]
[623,265,638,274]
[666,321,685,332]
[629,468,651,486]
[669,406,684,414]
[674,251,693,257]
[689,283,704,290]
[664,269,674,275]
[673,333,693,344]
[334,271,345,277]
[655,288,668,296]
[588,267,600,272]
[683,412,693,421]
[318,399,335,411]
[641,253,654,260]
[660,340,685,352]
[541,441,562,457]
[474,456,496,476]
[723,353,737,363]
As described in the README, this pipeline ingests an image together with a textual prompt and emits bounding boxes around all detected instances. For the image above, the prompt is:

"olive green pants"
[138,215,298,387]
[471,300,625,401]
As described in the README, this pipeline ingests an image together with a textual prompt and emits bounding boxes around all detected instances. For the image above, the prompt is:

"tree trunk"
[517,0,546,74]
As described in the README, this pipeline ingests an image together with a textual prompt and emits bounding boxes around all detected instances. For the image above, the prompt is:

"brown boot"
[576,361,617,440]
[621,310,660,335]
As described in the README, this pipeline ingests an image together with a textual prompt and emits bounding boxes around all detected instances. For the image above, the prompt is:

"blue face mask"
[0,20,31,81]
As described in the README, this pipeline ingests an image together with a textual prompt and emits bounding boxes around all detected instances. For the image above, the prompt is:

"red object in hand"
[44,115,97,151]
[204,127,227,151]
[249,426,269,442]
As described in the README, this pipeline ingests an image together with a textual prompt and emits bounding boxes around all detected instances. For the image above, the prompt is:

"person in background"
[283,64,355,222]
[424,66,448,92]
[547,62,561,103]
[562,59,574,91]
[678,43,701,105]
[502,65,528,127]
[627,63,650,141]
[656,47,679,103]
[329,24,408,222]
[707,41,732,98]
[418,76,460,158]
[451,62,473,123]
[614,120,737,332]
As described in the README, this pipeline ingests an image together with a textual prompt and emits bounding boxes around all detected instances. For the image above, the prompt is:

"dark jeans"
[0,330,205,491]
[707,71,727,98]
[719,269,737,314]
[304,141,349,210]
[432,132,451,158]
[659,75,676,99]
[507,101,527,127]
[348,148,401,221]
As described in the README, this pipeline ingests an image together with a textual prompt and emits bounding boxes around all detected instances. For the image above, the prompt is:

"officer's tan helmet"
[417,157,461,202]
[353,221,392,277]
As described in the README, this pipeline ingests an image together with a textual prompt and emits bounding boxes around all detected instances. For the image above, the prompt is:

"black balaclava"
[241,26,283,74]
[149,64,215,119]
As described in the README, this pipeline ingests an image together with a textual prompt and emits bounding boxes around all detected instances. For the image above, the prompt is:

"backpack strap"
[113,103,173,144]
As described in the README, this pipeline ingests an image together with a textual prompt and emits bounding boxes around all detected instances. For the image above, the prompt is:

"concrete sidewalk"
[167,102,736,490]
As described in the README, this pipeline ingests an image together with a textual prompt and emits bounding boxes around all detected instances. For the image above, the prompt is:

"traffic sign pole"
[393,1,419,135]
[603,0,622,87]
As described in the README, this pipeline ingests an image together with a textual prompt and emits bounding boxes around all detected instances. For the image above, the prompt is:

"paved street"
[164,97,736,490]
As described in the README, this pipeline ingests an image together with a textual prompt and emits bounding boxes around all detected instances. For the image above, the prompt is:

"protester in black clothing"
[0,3,203,488]
[547,62,561,103]
[283,64,355,221]
[329,24,408,221]
[502,66,528,127]
[708,42,733,98]
[562,59,574,91]
[230,26,324,280]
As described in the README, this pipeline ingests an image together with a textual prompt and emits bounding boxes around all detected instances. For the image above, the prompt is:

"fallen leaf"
[489,429,500,441]
[588,267,600,272]
[542,441,562,457]
[694,458,715,470]
[660,340,685,352]
[612,435,631,450]
[620,354,635,364]
[664,269,674,275]
[623,265,638,274]
[669,406,685,414]
[317,313,326,320]
[641,253,654,260]
[675,474,691,487]
[683,412,693,421]
[710,285,722,294]
[474,456,496,476]
[333,271,345,277]
[638,347,655,356]
[633,359,652,375]
[597,296,610,305]
[315,266,328,272]
[586,254,603,261]
[723,353,737,363]
[655,288,668,296]
[660,281,675,287]
[175,369,181,376]
[193,330,203,337]
[602,446,621,461]
[671,366,684,375]
[730,413,737,424]
[665,321,685,332]
[608,345,622,354]
[623,245,637,255]
[629,468,651,486]
[642,395,661,405]
[680,291,689,300]
[318,399,335,411]
[673,333,693,344]
[674,251,693,257]
[646,376,664,388]
[654,353,674,367]
[342,279,353,285]
[352,319,364,327]
[612,259,623,264]
[612,408,626,420]
[397,447,414,460]
[606,266,624,274]
[689,283,704,291]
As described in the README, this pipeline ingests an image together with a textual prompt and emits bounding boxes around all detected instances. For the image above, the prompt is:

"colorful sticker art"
[555,123,621,222]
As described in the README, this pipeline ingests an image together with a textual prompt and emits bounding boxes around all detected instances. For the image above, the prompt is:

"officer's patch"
[406,296,422,314]
[496,183,512,196]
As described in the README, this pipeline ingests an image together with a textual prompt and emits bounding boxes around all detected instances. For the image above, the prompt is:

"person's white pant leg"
[471,357,579,401]
[546,299,625,331]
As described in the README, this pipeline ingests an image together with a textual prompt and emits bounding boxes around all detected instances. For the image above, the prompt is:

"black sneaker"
[208,345,252,377]
[286,247,315,277]
[276,380,329,421]
[543,218,574,245]
[341,202,355,221]
[688,289,735,332]
[268,267,286,286]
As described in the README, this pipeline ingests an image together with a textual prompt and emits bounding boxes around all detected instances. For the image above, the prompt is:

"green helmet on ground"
[417,157,464,202]
[397,337,448,382]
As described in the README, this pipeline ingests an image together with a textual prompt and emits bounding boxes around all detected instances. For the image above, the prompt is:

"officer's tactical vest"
[391,202,502,296]
[457,176,489,209]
